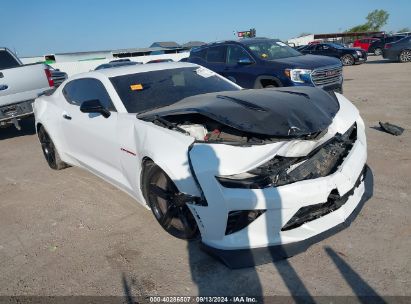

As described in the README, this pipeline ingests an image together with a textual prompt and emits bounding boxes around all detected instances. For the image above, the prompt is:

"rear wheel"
[341,54,355,66]
[38,126,67,170]
[374,47,382,56]
[143,162,199,240]
[399,50,411,63]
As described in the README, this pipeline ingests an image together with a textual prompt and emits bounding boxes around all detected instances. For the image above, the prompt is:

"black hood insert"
[137,87,340,138]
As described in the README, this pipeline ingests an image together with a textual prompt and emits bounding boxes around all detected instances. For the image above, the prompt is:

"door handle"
[0,84,8,91]
[63,114,72,120]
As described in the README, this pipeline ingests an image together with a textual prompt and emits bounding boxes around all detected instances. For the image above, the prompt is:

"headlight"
[356,50,362,56]
[284,69,312,83]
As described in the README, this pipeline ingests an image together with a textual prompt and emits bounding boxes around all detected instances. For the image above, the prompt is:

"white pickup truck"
[0,47,54,129]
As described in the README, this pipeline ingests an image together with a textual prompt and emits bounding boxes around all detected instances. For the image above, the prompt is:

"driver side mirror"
[80,99,111,118]
[237,57,253,65]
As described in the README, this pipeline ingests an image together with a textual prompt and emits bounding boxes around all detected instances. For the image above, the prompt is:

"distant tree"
[346,9,389,32]
[397,27,410,33]
[366,9,389,31]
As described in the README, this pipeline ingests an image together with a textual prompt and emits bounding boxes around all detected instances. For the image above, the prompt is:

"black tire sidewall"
[38,126,67,170]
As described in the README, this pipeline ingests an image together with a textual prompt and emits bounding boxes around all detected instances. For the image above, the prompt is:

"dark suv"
[383,36,411,62]
[369,35,406,55]
[188,38,343,93]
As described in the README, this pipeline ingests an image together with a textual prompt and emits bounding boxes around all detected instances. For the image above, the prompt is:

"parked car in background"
[383,36,411,62]
[188,38,343,93]
[34,62,369,268]
[0,47,54,129]
[353,38,380,52]
[299,43,367,66]
[368,35,406,56]
[95,60,141,70]
[46,65,67,87]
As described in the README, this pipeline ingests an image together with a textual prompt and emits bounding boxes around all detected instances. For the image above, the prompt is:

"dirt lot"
[0,56,410,299]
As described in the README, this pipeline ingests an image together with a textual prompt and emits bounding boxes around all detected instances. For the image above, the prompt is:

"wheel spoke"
[160,205,177,229]
[177,207,194,236]
[149,184,173,200]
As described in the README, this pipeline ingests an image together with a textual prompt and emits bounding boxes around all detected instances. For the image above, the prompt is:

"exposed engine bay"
[216,123,357,188]
[151,113,328,144]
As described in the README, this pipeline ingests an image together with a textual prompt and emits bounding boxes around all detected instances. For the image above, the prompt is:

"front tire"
[399,50,411,63]
[143,162,199,240]
[374,47,382,56]
[341,54,355,66]
[38,126,67,170]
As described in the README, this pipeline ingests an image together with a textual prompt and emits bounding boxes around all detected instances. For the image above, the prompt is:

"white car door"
[60,78,124,185]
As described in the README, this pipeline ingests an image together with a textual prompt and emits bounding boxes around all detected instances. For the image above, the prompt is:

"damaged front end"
[138,87,369,267]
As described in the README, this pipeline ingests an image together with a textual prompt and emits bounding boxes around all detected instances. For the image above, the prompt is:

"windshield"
[110,67,240,113]
[246,40,302,60]
[327,43,345,49]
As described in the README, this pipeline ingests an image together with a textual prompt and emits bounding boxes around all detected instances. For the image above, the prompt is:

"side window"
[226,45,252,64]
[0,50,20,69]
[190,48,207,61]
[315,45,324,51]
[62,78,116,111]
[206,46,227,63]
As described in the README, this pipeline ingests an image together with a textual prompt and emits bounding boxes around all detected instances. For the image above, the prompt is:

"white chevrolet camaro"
[34,62,370,268]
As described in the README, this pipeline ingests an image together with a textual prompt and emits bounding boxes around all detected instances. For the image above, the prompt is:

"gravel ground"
[0,56,410,299]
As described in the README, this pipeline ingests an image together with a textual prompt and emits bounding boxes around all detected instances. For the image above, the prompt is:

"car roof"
[89,62,199,78]
[194,37,280,49]
[95,61,138,70]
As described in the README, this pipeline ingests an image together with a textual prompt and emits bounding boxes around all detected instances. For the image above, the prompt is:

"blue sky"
[1,0,410,57]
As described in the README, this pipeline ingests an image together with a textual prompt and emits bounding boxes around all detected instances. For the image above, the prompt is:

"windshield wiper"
[152,116,189,135]
[136,105,171,116]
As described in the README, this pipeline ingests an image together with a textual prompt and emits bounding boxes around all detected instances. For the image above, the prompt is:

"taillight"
[44,69,54,87]
[384,43,392,49]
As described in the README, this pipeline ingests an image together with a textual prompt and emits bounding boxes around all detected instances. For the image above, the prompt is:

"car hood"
[266,54,341,69]
[137,87,340,138]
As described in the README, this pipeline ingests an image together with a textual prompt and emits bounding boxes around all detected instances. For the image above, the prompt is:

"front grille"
[311,65,343,86]
[281,166,366,231]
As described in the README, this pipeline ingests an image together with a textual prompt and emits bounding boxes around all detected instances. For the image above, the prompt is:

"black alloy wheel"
[145,163,199,240]
[38,127,67,170]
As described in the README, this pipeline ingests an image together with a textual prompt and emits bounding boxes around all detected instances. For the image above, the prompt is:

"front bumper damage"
[187,94,372,268]
[201,166,372,268]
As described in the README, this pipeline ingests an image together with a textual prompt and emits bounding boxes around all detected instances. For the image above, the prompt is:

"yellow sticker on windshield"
[130,84,143,91]
[261,53,268,58]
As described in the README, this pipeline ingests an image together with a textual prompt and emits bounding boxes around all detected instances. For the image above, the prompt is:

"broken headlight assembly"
[216,124,357,189]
